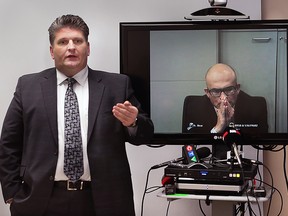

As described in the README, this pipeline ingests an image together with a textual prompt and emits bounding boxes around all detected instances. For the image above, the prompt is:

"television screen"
[120,20,288,145]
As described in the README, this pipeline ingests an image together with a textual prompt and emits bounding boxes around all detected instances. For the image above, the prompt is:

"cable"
[244,177,253,216]
[261,163,274,216]
[283,145,288,192]
[165,201,171,216]
[246,161,273,216]
[248,179,261,216]
[239,162,254,216]
[251,144,278,151]
[198,200,207,216]
[253,195,262,216]
[269,145,286,152]
[253,144,287,214]
[235,204,243,215]
[140,168,152,216]
[255,149,263,187]
[146,185,163,194]
[254,178,283,216]
[140,167,169,216]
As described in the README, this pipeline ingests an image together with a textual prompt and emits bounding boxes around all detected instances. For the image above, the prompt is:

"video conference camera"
[208,0,227,7]
[185,0,249,20]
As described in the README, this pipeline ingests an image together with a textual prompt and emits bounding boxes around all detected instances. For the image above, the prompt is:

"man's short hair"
[48,14,89,45]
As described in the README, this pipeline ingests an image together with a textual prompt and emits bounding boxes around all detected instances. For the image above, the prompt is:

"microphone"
[161,175,174,186]
[196,147,211,159]
[223,127,243,168]
[151,157,185,170]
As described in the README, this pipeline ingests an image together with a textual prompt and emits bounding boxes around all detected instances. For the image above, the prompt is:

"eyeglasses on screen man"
[207,86,238,97]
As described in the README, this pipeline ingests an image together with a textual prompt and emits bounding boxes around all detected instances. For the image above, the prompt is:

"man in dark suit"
[182,63,268,159]
[0,14,154,216]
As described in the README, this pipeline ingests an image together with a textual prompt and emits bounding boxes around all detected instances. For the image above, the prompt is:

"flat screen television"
[120,20,288,145]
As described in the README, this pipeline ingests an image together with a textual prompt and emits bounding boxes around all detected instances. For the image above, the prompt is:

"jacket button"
[49,176,54,181]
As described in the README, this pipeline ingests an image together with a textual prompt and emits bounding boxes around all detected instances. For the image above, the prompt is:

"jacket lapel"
[40,69,58,146]
[87,69,105,143]
[39,68,105,146]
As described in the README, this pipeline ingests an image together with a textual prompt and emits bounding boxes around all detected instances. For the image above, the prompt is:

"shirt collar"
[57,66,88,86]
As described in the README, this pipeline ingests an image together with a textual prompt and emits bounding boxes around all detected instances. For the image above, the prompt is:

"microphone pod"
[222,127,242,147]
[161,175,174,186]
[196,147,211,159]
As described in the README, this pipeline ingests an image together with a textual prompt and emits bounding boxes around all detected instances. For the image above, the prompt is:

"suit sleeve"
[124,76,154,145]
[0,77,24,201]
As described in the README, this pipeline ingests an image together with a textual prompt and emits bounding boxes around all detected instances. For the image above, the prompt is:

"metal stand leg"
[212,201,235,216]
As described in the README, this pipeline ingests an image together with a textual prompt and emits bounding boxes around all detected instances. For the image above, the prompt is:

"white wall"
[0,0,261,215]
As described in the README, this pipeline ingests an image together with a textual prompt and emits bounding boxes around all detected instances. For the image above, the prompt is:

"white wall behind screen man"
[0,0,260,215]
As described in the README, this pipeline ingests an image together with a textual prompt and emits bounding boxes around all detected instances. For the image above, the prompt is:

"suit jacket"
[182,91,268,158]
[0,67,154,216]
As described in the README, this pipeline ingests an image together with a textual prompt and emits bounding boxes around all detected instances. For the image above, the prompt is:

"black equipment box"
[165,163,258,185]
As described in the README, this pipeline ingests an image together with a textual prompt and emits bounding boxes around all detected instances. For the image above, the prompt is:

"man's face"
[205,71,240,109]
[50,27,90,76]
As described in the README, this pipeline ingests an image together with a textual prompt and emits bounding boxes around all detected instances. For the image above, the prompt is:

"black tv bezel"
[120,20,288,145]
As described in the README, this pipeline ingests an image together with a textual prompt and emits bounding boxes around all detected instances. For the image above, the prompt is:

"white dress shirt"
[54,66,91,181]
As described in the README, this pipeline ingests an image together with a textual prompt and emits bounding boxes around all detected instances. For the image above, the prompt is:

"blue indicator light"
[200,171,208,176]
